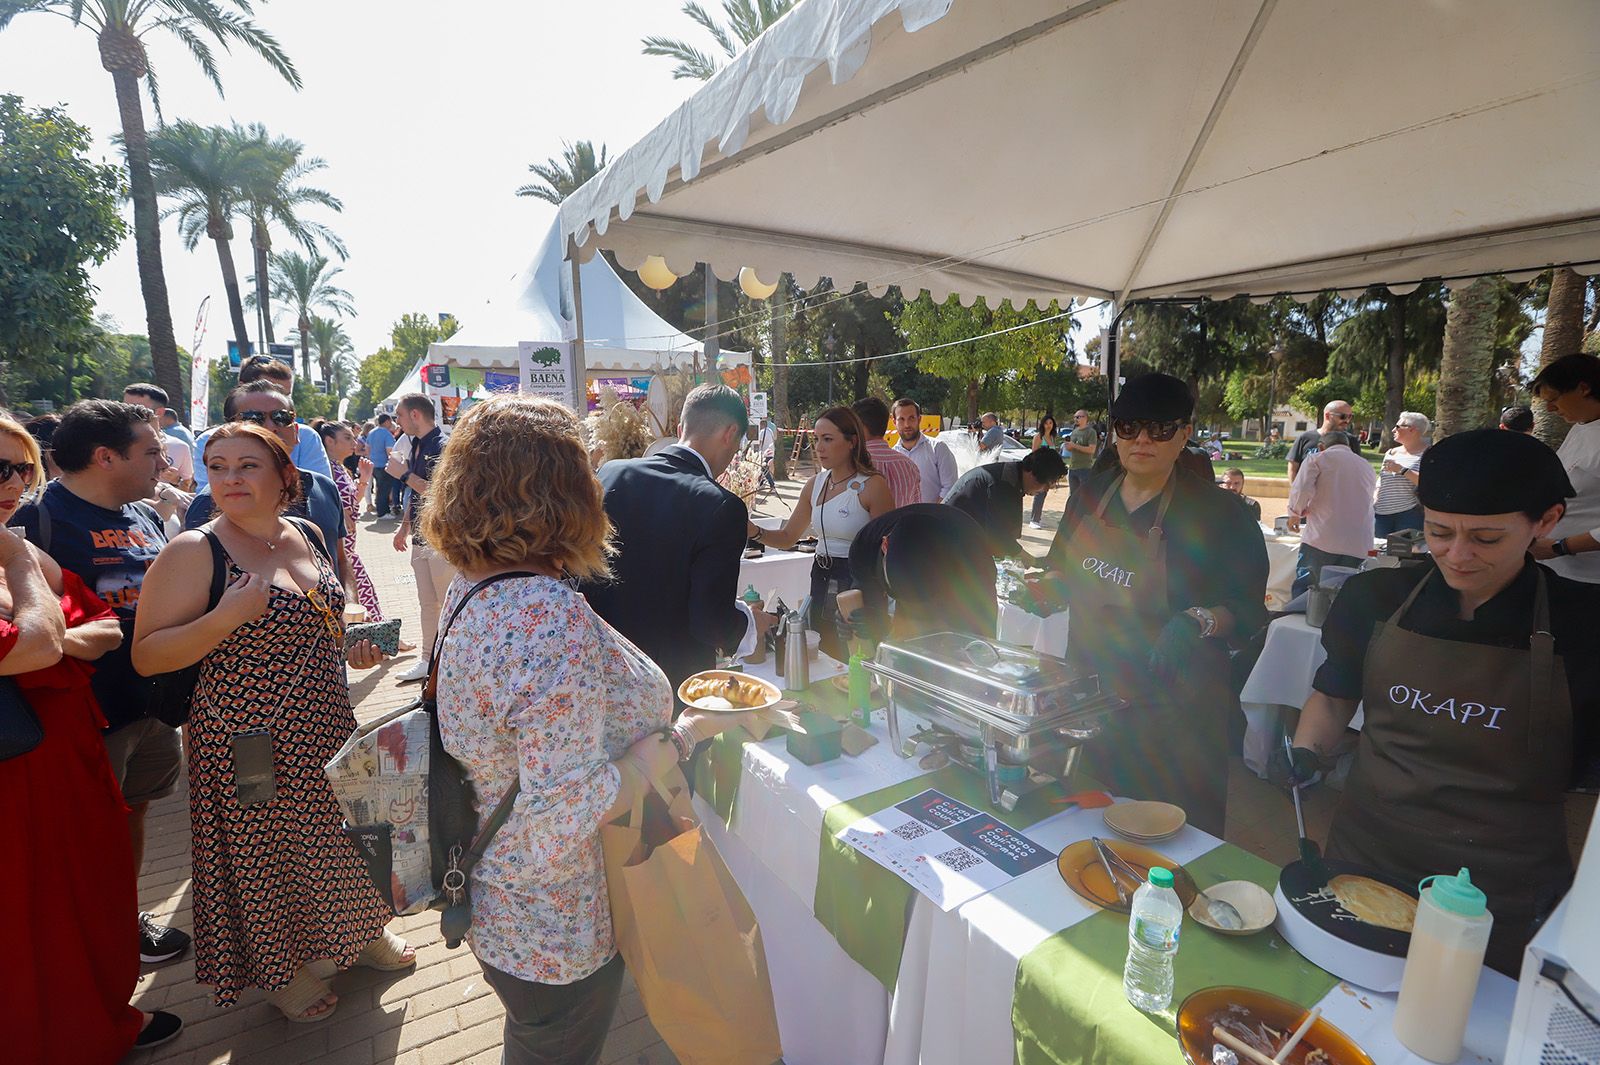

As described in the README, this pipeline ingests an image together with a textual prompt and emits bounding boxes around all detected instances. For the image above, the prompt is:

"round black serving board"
[1278,857,1419,957]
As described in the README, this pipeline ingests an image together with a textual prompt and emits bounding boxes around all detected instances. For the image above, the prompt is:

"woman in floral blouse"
[422,395,740,1065]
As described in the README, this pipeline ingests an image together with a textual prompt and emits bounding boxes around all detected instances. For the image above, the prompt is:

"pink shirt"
[1289,445,1377,559]
[866,439,922,508]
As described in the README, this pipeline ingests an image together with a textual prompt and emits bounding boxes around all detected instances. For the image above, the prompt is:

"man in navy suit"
[582,385,777,698]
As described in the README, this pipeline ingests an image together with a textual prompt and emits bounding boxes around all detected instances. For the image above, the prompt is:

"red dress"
[0,571,142,1064]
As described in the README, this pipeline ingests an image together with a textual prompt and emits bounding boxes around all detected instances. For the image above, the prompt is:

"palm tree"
[1434,277,1501,439]
[259,252,353,382]
[1535,267,1588,447]
[0,0,299,407]
[517,140,608,203]
[145,120,266,357]
[233,124,345,349]
[642,0,796,80]
[328,348,359,401]
[296,313,352,386]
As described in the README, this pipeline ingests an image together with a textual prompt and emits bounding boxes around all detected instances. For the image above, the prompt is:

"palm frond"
[684,1,734,57]
[164,20,223,95]
[641,34,719,80]
[0,1,55,32]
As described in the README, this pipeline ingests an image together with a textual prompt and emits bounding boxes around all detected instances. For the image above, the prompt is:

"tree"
[0,96,125,405]
[897,294,1069,423]
[293,313,352,385]
[0,0,299,405]
[517,140,608,202]
[233,124,344,349]
[1534,267,1588,447]
[146,120,262,356]
[1434,277,1501,439]
[259,251,353,382]
[641,0,796,80]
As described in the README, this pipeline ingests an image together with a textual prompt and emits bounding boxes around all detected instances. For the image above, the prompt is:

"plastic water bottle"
[1123,867,1182,1012]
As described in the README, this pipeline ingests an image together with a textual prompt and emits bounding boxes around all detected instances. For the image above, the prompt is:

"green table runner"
[814,766,1075,990]
[693,680,853,824]
[1011,845,1338,1065]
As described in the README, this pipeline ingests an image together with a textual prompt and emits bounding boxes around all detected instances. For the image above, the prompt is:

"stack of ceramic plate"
[1102,800,1186,842]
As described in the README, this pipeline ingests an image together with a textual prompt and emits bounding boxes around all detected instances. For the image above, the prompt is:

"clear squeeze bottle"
[1393,867,1492,1062]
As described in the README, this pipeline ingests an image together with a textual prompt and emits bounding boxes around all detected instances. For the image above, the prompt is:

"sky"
[0,0,706,361]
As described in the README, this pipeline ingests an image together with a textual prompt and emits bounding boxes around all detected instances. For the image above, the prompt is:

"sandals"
[267,969,339,1023]
[355,928,416,972]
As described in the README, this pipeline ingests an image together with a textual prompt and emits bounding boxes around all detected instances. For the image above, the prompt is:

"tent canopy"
[428,219,748,375]
[560,0,1600,308]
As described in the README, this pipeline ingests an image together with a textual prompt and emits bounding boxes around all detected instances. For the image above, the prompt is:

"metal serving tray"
[870,633,1101,726]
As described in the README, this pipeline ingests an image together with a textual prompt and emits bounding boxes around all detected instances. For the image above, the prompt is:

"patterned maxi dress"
[187,523,391,1006]
[330,462,384,621]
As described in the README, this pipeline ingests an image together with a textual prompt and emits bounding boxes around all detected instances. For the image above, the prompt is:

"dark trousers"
[1029,491,1048,523]
[809,556,858,662]
[374,470,401,516]
[1374,506,1423,537]
[1066,468,1090,496]
[478,953,625,1065]
[1292,543,1365,597]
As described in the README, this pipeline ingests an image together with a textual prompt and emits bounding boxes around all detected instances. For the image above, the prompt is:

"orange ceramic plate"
[1055,838,1198,914]
[1176,986,1375,1065]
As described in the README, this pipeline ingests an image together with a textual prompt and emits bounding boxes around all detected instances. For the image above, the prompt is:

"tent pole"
[570,253,587,413]
[704,263,719,382]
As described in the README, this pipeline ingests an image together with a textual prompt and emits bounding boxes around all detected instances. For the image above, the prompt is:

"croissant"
[683,674,770,708]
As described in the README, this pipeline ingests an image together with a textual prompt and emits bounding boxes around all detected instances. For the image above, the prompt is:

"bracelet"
[1552,537,1572,558]
[667,722,695,761]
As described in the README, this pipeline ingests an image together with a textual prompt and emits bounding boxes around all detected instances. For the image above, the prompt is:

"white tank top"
[811,473,873,559]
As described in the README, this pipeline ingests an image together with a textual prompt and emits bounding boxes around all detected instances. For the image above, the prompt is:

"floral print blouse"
[435,574,670,984]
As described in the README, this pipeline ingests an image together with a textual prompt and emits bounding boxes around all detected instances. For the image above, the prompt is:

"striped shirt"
[1374,447,1424,515]
[866,439,922,509]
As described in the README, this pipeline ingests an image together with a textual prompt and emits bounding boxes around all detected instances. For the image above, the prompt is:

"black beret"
[1417,428,1573,515]
[1110,373,1194,421]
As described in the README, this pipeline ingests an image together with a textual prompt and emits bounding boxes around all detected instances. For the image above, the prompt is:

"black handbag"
[0,677,42,762]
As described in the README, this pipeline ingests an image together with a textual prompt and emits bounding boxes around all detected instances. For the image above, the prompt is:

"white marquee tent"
[558,0,1600,327]
[381,220,749,425]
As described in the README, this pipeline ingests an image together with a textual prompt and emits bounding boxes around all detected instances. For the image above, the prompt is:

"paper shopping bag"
[600,768,782,1065]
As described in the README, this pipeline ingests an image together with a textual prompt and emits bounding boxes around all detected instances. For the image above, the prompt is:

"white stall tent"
[559,0,1600,309]
[387,220,749,427]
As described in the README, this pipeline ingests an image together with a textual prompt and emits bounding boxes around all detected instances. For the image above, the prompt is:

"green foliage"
[1222,367,1274,423]
[1289,374,1364,420]
[0,96,125,395]
[517,140,607,203]
[346,313,462,419]
[1252,441,1289,460]
[896,293,1070,421]
[642,0,796,81]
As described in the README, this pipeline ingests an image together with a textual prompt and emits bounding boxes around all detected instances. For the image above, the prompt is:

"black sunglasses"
[1112,418,1187,442]
[0,460,35,485]
[233,409,297,428]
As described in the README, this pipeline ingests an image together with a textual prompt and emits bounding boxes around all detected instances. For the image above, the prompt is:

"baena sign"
[517,340,580,411]
[1081,556,1135,589]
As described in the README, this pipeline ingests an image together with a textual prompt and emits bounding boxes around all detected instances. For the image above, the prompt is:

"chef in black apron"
[1048,374,1269,836]
[1288,429,1600,974]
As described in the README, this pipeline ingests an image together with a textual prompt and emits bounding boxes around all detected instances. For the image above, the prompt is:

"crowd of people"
[6,350,1600,1063]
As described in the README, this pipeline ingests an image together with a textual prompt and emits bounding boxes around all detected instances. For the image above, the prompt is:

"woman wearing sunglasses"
[1045,373,1268,835]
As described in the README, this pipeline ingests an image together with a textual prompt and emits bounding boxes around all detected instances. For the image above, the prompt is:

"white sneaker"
[1027,520,1044,529]
[395,658,430,685]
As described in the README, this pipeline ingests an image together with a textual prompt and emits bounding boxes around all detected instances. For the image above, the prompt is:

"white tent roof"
[427,220,747,374]
[559,0,1600,307]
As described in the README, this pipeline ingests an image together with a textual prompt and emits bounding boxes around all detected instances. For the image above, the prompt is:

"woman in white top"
[751,405,893,658]
[1531,353,1600,583]
[1375,410,1430,536]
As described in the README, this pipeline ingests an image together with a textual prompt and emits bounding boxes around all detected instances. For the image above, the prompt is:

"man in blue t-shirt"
[184,381,352,595]
[365,413,399,517]
[9,399,192,966]
[191,355,331,489]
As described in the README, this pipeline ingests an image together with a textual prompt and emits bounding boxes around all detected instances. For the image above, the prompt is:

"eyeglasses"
[234,409,297,428]
[1330,412,1352,421]
[0,460,35,485]
[1112,418,1187,442]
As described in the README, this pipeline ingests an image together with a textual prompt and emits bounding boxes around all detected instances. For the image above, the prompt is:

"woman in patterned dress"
[315,421,384,623]
[423,396,753,1065]
[133,422,411,1022]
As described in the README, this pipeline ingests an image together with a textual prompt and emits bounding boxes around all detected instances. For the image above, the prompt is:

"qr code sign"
[892,820,933,842]
[933,846,984,872]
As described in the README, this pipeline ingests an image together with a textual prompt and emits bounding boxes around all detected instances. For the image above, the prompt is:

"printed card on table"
[835,788,1055,911]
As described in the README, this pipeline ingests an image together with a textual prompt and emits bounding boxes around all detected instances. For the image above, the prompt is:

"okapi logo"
[1081,557,1135,589]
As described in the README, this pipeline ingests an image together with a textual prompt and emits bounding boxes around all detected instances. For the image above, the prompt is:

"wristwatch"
[1183,606,1219,638]
[1552,537,1572,557]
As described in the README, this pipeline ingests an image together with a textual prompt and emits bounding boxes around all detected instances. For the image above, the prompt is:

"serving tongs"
[1091,836,1144,904]
[1284,734,1331,887]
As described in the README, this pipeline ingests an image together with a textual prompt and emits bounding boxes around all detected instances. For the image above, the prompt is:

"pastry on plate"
[682,674,772,709]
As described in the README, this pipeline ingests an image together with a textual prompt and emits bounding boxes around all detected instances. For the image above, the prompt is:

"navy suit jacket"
[580,446,749,691]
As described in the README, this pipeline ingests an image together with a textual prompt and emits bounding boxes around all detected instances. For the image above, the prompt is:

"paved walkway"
[127,471,1306,1064]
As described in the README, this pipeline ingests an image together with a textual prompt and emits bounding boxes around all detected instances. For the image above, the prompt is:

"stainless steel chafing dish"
[864,632,1127,809]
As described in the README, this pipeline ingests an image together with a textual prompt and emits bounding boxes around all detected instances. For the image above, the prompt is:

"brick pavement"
[128,509,679,1065]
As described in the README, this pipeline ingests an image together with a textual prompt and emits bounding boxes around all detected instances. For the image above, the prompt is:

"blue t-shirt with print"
[10,481,168,731]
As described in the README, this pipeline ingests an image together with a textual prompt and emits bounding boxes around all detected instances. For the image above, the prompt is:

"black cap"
[1417,429,1573,515]
[1110,373,1193,421]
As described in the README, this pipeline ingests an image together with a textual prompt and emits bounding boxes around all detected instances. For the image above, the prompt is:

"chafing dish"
[864,633,1127,809]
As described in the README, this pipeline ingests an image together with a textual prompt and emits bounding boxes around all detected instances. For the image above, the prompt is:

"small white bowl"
[1189,880,1277,936]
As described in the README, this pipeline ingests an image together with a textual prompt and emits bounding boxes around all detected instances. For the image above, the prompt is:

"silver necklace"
[226,515,283,552]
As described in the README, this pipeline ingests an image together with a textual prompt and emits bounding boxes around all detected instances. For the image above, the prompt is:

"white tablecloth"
[1239,613,1364,776]
[699,711,1510,1065]
[1263,531,1302,611]
[739,547,813,609]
